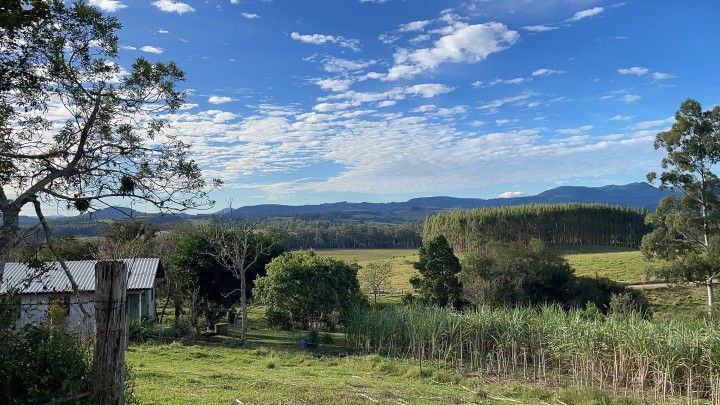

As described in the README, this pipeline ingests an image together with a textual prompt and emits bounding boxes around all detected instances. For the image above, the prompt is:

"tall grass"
[345,306,720,403]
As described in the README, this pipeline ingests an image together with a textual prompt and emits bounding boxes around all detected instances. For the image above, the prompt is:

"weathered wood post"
[93,261,128,404]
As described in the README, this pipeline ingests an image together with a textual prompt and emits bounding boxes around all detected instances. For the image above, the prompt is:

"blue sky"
[91,0,720,208]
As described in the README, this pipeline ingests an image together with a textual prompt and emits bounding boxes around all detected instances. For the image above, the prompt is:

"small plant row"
[423,203,648,253]
[345,305,720,403]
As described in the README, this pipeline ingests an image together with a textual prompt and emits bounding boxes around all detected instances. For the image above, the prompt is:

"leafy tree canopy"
[411,235,462,308]
[0,0,218,273]
[642,98,720,314]
[255,250,365,329]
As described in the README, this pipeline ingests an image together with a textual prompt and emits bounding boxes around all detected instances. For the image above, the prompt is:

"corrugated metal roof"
[1,258,160,294]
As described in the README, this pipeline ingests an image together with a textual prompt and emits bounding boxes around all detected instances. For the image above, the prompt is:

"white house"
[0,258,161,335]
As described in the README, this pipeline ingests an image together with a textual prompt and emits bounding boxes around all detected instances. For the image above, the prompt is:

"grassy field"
[127,326,643,404]
[316,248,419,294]
[318,246,667,287]
[127,343,645,404]
[315,247,708,317]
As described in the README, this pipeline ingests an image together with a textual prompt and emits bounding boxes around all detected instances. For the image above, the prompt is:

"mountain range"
[16,182,671,231]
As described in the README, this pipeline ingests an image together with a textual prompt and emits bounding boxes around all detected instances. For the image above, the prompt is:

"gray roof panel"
[1,258,160,294]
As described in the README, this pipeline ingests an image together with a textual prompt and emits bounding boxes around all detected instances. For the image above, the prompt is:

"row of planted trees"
[423,203,649,254]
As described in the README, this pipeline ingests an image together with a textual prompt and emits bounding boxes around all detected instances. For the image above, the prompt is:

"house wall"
[18,294,95,336]
[15,288,156,335]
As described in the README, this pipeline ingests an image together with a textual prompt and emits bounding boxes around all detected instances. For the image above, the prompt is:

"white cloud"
[241,12,259,19]
[208,96,234,104]
[89,0,127,12]
[405,83,453,98]
[377,100,397,108]
[321,57,376,73]
[627,117,673,130]
[140,45,164,54]
[652,72,674,80]
[291,32,361,51]
[499,191,524,198]
[618,66,649,76]
[152,0,194,13]
[179,103,198,110]
[532,68,565,77]
[384,22,519,81]
[620,94,641,103]
[158,29,169,34]
[609,115,631,121]
[398,20,431,32]
[566,6,604,22]
[479,92,535,111]
[120,45,137,50]
[315,78,352,92]
[557,125,593,135]
[523,25,557,32]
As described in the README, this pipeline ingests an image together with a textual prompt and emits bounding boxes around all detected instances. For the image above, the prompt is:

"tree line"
[423,203,649,254]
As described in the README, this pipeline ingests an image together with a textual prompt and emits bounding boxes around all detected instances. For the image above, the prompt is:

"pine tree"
[411,235,462,308]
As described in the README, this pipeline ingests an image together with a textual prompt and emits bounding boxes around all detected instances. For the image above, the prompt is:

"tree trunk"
[240,271,248,343]
[92,261,128,405]
[708,280,715,318]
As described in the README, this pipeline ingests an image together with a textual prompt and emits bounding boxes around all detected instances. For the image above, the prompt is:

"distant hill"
[218,182,670,220]
[15,182,672,234]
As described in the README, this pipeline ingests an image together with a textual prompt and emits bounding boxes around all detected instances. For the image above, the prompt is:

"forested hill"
[216,182,668,219]
[15,182,671,234]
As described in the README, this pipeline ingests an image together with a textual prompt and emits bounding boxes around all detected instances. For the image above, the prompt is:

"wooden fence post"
[93,261,128,404]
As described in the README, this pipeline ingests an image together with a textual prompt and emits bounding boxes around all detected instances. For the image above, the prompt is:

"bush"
[0,325,91,404]
[460,240,575,307]
[460,240,650,315]
[255,250,366,329]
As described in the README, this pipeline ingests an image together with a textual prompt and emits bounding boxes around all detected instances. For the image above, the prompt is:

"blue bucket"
[300,339,309,349]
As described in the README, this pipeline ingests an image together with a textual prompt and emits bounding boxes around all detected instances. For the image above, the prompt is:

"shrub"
[255,250,366,329]
[460,240,575,307]
[0,325,91,404]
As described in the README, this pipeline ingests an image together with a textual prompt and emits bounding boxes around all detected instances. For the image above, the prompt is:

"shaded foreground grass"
[127,341,643,404]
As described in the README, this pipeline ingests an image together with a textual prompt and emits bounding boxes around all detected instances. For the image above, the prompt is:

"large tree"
[0,1,217,280]
[208,220,284,343]
[255,251,365,329]
[642,98,720,316]
[410,235,462,308]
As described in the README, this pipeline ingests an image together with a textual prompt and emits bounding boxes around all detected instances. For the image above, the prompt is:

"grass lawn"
[562,246,667,285]
[128,343,645,404]
[127,327,643,404]
[316,248,419,294]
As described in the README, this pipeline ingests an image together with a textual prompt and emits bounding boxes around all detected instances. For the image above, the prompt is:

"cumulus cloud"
[652,72,674,80]
[384,22,519,81]
[291,32,361,51]
[140,45,164,54]
[158,29,169,34]
[618,66,649,76]
[566,6,604,22]
[523,24,557,32]
[208,96,234,104]
[627,117,673,130]
[241,12,259,19]
[152,0,194,13]
[89,0,127,12]
[398,20,431,32]
[532,68,565,77]
[620,94,641,103]
[557,125,593,135]
[314,78,352,92]
[499,191,524,198]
